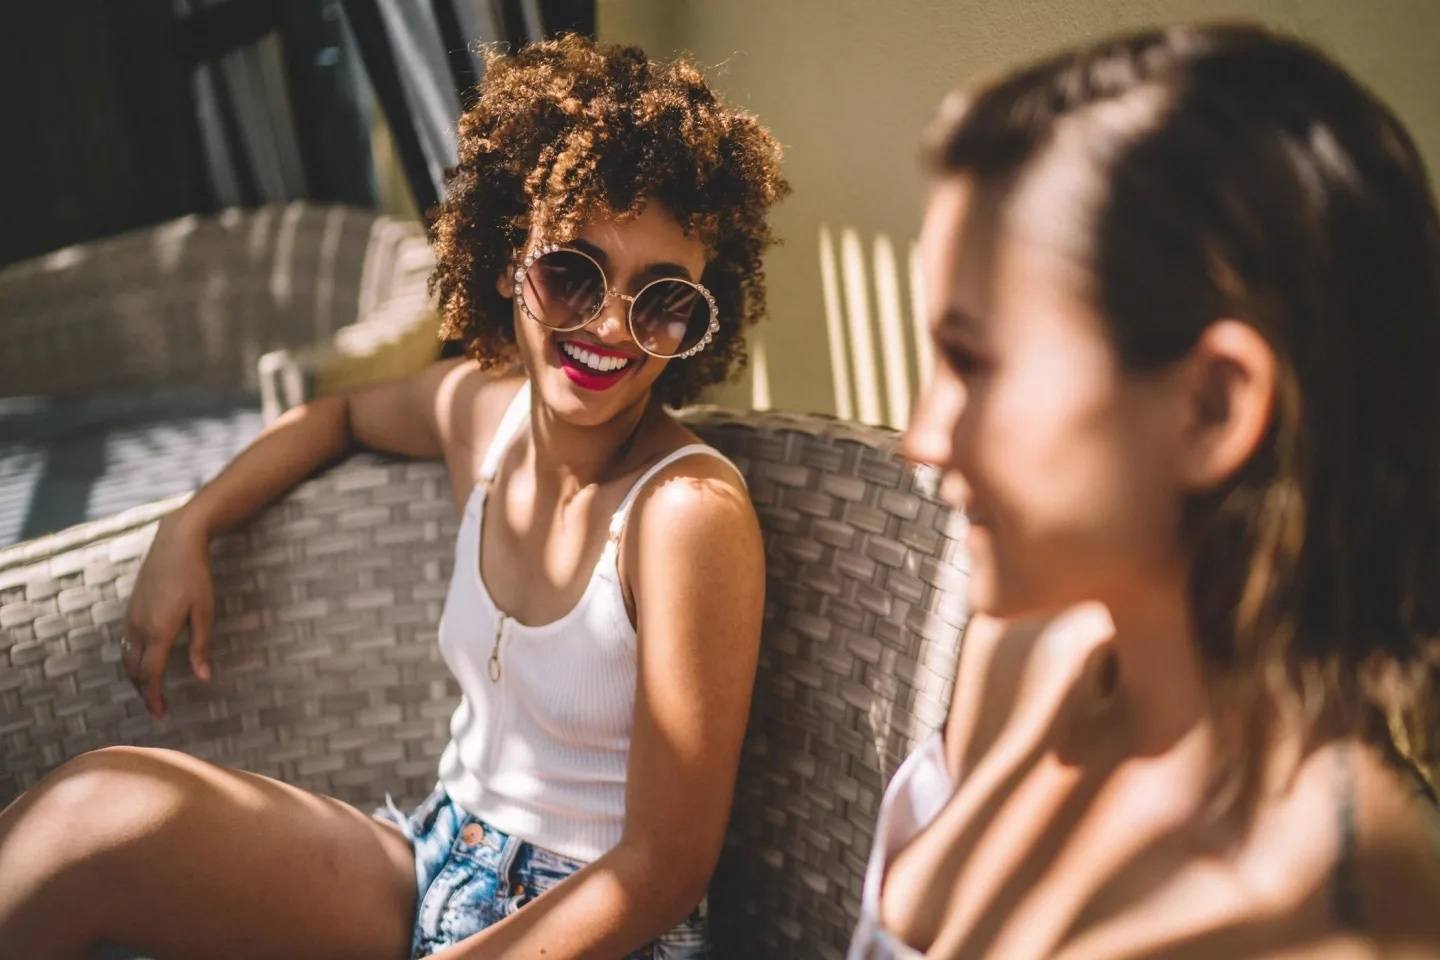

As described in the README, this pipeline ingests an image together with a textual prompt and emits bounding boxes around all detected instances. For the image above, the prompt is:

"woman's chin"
[965,565,1042,622]
[532,362,649,426]
[964,564,999,616]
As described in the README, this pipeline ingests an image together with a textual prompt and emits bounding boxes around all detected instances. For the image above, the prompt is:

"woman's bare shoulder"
[617,414,762,634]
[1345,740,1440,946]
[428,360,523,450]
[603,409,752,589]
[1263,738,1440,950]
[412,359,525,506]
[627,413,748,503]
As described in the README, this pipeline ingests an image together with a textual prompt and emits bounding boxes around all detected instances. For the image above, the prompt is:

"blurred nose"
[901,371,975,509]
[900,370,963,470]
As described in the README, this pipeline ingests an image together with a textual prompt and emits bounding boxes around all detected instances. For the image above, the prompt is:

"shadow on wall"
[752,225,932,430]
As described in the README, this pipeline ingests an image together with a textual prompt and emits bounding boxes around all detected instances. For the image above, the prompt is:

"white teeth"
[560,340,631,374]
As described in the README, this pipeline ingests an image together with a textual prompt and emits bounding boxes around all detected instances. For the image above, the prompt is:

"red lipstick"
[555,338,639,391]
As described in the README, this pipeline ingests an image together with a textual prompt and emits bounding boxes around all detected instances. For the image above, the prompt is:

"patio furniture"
[0,203,437,546]
[0,409,969,959]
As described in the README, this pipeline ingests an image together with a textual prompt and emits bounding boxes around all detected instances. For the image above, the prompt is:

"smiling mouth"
[557,338,638,375]
[553,338,643,391]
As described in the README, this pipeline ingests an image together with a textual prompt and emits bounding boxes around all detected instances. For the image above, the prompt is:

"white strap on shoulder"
[479,381,531,484]
[606,444,745,541]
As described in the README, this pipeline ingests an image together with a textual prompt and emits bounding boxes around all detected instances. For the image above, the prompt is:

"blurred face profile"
[902,174,1187,619]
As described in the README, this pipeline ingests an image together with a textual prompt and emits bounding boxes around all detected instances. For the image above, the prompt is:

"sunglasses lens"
[631,279,712,357]
[522,250,605,329]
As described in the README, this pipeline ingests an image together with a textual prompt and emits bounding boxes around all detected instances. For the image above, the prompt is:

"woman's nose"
[587,292,631,342]
[900,373,963,469]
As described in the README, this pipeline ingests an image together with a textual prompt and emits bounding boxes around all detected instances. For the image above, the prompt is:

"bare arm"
[123,357,474,717]
[184,356,469,537]
[425,458,766,959]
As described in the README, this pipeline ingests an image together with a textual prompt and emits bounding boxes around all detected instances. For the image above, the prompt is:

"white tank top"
[435,381,743,861]
[847,732,952,959]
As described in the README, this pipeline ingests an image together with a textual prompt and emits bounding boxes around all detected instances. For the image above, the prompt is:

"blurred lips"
[964,504,993,545]
[964,515,990,555]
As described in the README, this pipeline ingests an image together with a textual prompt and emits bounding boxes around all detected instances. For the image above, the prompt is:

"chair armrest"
[0,204,405,398]
[257,301,442,424]
[0,453,458,810]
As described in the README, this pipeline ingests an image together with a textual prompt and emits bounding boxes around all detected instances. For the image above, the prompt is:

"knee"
[0,747,195,947]
[5,747,195,852]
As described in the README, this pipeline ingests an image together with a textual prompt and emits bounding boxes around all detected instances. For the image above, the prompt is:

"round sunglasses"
[513,243,720,359]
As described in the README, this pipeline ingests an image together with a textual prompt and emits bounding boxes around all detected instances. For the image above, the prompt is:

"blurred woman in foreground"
[854,23,1440,959]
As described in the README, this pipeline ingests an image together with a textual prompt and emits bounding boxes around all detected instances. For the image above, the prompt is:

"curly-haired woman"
[0,36,787,960]
[851,23,1440,959]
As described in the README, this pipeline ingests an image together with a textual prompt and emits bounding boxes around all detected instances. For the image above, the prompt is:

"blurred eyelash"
[940,341,987,375]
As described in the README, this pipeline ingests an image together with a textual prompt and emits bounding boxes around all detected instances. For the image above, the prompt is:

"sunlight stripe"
[818,225,854,421]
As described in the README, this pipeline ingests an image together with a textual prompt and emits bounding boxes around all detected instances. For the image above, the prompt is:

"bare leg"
[0,746,416,960]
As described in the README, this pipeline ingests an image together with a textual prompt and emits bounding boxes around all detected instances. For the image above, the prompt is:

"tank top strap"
[479,381,531,484]
[605,444,745,542]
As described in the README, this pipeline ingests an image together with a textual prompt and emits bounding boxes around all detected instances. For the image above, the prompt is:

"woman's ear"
[496,263,516,300]
[1176,319,1277,491]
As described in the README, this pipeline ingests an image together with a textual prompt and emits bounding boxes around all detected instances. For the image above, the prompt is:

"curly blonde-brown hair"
[429,34,789,406]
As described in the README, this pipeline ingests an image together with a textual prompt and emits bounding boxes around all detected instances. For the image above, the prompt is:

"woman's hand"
[122,508,215,719]
[113,360,469,720]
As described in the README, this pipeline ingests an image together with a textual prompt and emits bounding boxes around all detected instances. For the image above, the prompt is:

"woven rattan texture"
[0,454,459,804]
[685,410,968,959]
[0,203,428,399]
[0,410,968,958]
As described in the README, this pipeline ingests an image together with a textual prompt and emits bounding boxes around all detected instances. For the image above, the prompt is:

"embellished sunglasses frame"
[513,243,720,360]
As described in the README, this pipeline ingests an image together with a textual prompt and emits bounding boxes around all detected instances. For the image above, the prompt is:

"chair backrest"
[0,408,968,958]
[0,203,429,398]
[689,409,968,957]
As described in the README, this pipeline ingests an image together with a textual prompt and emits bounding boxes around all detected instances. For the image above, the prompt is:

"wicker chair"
[0,409,969,959]
[0,203,433,402]
[0,203,439,548]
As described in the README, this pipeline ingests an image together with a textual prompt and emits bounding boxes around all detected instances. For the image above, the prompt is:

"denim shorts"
[375,783,709,959]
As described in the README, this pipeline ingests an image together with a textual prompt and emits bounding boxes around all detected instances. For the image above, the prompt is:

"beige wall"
[597,0,1440,423]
